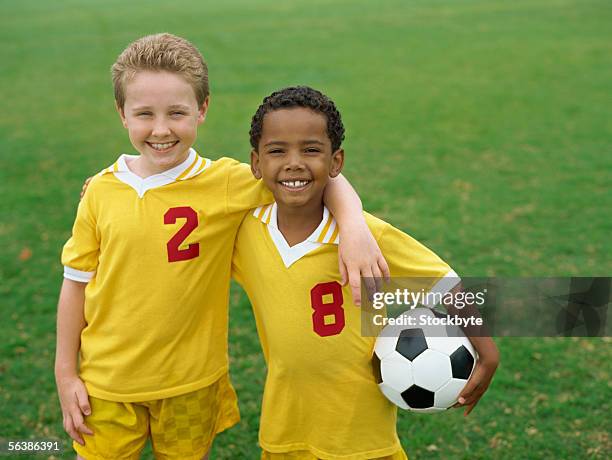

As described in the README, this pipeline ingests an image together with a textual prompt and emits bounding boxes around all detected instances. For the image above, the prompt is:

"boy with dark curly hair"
[232,86,499,459]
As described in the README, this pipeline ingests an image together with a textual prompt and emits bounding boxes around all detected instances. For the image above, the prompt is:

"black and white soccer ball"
[372,308,477,413]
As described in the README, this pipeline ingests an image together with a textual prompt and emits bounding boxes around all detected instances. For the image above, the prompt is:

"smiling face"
[251,107,344,210]
[118,70,208,177]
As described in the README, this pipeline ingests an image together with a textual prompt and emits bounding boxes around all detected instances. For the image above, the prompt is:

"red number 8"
[311,281,345,337]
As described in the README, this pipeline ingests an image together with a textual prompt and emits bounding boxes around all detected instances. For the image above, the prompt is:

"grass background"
[1,0,610,458]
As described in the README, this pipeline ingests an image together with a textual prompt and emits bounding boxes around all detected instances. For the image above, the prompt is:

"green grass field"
[1,0,611,458]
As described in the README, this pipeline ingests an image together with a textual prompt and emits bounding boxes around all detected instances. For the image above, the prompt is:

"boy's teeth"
[150,142,176,150]
[281,180,309,188]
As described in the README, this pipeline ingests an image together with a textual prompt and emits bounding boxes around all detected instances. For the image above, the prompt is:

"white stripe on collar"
[98,148,211,198]
[252,202,339,268]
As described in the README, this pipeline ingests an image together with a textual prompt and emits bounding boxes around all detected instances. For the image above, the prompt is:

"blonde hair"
[111,33,209,109]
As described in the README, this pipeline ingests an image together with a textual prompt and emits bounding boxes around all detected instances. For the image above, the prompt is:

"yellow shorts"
[74,374,239,460]
[261,448,408,460]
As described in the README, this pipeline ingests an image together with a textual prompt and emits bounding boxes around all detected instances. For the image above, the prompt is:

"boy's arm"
[55,279,93,445]
[445,284,500,416]
[455,335,499,416]
[323,174,390,306]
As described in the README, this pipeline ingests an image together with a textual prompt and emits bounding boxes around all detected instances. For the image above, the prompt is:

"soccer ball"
[372,308,477,412]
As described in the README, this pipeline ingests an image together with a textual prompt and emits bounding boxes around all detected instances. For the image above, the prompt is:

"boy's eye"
[305,148,321,154]
[137,112,152,117]
[268,149,284,155]
[170,111,186,117]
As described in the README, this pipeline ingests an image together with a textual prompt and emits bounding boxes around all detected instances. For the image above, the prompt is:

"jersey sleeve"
[230,212,252,288]
[231,253,245,288]
[374,215,459,297]
[61,185,100,283]
[226,160,273,213]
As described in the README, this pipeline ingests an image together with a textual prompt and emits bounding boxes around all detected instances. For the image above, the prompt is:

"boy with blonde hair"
[232,86,499,459]
[56,35,387,459]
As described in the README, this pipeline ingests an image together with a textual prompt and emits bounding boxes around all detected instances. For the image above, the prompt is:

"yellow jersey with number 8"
[232,203,455,459]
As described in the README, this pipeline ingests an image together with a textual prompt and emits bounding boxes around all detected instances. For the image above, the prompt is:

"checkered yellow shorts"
[74,374,239,460]
[261,448,408,460]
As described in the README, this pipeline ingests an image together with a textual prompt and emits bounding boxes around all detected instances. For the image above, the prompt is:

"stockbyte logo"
[371,311,484,329]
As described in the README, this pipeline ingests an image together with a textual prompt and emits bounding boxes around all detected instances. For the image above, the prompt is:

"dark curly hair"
[249,86,345,151]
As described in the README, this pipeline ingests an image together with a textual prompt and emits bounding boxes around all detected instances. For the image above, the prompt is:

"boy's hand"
[338,221,390,306]
[454,354,499,416]
[56,375,93,445]
[80,177,93,200]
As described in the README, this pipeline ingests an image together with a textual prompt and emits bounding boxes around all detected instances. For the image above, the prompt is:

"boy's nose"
[151,120,171,137]
[284,151,305,170]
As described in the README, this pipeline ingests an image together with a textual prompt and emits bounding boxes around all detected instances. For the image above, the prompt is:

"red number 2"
[164,207,199,262]
[311,281,345,337]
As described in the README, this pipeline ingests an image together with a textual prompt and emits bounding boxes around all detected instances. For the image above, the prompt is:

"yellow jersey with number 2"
[62,149,271,402]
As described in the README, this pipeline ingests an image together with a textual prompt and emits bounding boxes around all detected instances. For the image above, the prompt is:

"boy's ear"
[116,102,128,128]
[329,148,344,178]
[198,96,210,124]
[250,149,262,179]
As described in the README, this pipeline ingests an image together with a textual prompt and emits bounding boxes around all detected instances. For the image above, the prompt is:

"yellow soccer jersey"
[62,149,272,402]
[232,203,457,459]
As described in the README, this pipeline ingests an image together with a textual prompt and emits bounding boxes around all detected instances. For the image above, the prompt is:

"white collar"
[98,148,211,198]
[252,202,339,267]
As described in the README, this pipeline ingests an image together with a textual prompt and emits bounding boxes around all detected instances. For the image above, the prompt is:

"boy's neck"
[276,201,325,247]
[126,152,190,179]
[125,157,152,178]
